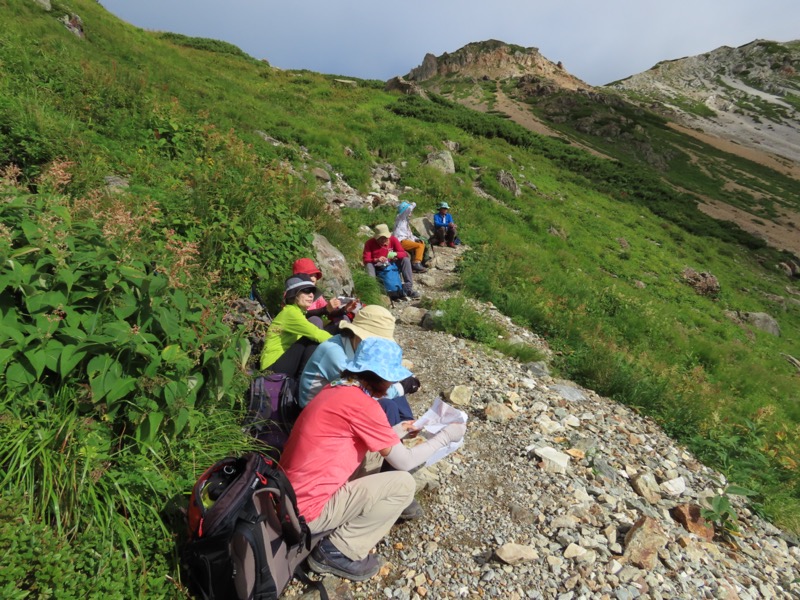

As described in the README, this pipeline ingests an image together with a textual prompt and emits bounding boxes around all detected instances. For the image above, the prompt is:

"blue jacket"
[299,334,404,407]
[434,212,454,228]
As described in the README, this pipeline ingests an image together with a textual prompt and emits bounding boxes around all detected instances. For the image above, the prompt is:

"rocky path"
[290,246,800,600]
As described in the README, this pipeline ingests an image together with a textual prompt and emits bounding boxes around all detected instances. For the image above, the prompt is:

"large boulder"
[384,77,428,98]
[312,234,354,297]
[423,150,455,175]
[410,216,434,241]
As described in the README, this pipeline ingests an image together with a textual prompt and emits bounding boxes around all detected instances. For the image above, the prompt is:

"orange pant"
[400,239,425,263]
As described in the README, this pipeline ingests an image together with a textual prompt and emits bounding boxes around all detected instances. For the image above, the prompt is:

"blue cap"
[344,337,412,383]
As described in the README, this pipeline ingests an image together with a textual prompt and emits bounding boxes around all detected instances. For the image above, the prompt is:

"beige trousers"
[308,468,415,560]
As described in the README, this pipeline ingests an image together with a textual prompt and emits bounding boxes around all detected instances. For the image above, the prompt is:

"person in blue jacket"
[298,304,419,425]
[433,201,457,247]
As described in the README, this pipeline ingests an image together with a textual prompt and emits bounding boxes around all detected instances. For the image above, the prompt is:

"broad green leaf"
[0,348,16,365]
[0,324,25,346]
[155,306,180,338]
[161,344,184,363]
[113,293,139,320]
[25,291,68,316]
[43,339,64,372]
[105,377,137,404]
[59,345,88,379]
[102,321,134,344]
[162,380,187,408]
[23,347,46,379]
[5,361,36,390]
[171,407,191,437]
[135,411,165,445]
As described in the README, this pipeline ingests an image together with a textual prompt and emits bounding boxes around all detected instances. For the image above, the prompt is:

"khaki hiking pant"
[400,239,425,264]
[307,457,415,560]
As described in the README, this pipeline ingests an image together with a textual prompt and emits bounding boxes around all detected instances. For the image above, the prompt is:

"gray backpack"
[181,452,328,599]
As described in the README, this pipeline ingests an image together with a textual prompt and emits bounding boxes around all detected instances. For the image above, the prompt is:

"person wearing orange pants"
[393,201,427,273]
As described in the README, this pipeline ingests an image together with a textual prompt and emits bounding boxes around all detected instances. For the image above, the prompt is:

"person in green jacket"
[260,274,332,377]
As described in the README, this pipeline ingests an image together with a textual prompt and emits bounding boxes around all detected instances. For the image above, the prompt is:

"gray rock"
[485,402,515,423]
[312,234,353,298]
[446,385,473,406]
[32,0,51,11]
[495,543,539,565]
[423,150,455,174]
[549,384,587,402]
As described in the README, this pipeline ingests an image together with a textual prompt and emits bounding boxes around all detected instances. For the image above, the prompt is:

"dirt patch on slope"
[459,86,611,160]
[669,123,800,180]
[697,198,800,256]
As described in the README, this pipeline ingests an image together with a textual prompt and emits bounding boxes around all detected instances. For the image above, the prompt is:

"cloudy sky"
[98,1,799,86]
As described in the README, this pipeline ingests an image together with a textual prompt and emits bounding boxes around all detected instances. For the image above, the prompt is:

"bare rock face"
[405,40,588,91]
[610,40,800,164]
[32,0,51,10]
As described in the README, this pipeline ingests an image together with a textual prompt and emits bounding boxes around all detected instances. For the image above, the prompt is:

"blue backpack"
[375,263,404,299]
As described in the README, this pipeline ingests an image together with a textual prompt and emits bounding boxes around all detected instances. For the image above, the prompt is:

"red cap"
[292,258,322,280]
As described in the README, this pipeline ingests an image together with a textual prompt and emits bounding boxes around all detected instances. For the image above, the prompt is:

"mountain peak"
[405,40,589,90]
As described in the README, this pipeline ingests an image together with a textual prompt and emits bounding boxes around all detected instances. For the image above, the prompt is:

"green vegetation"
[158,32,252,59]
[2,1,800,596]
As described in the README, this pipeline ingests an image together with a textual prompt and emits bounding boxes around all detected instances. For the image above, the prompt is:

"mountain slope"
[3,3,800,595]
[403,40,800,258]
[610,39,800,164]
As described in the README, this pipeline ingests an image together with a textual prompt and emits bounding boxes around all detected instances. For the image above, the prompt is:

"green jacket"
[260,304,332,370]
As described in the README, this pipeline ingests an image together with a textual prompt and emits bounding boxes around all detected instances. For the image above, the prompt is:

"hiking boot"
[398,499,424,521]
[412,262,427,273]
[406,288,421,299]
[438,242,446,247]
[447,242,456,248]
[307,538,381,582]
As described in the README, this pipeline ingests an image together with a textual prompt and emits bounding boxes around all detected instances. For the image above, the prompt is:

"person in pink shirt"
[280,337,466,581]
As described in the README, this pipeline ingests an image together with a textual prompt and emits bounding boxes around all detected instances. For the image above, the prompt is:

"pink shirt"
[280,383,400,522]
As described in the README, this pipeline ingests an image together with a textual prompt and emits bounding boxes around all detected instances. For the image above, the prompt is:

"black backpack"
[245,373,301,459]
[181,452,327,600]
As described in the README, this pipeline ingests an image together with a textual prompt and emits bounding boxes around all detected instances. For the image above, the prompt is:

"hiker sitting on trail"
[433,201,457,247]
[298,305,420,425]
[280,337,467,582]
[259,274,332,378]
[393,201,428,273]
[362,223,420,299]
[292,258,358,333]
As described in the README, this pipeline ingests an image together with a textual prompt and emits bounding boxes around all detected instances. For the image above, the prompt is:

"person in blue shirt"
[298,304,419,425]
[433,201,457,247]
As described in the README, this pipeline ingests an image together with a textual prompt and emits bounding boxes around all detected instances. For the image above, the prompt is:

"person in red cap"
[292,258,358,332]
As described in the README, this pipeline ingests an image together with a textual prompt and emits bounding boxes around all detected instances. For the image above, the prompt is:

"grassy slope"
[1,1,800,595]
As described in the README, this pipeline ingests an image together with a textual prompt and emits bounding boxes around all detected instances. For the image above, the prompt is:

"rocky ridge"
[609,40,800,163]
[406,40,588,92]
[286,247,800,600]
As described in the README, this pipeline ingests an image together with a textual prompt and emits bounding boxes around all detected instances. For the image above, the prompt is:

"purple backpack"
[245,373,301,458]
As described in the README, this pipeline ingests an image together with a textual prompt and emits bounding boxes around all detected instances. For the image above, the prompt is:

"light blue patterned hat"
[396,201,414,215]
[344,337,412,383]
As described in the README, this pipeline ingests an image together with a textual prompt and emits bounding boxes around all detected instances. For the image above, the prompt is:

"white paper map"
[412,398,468,466]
